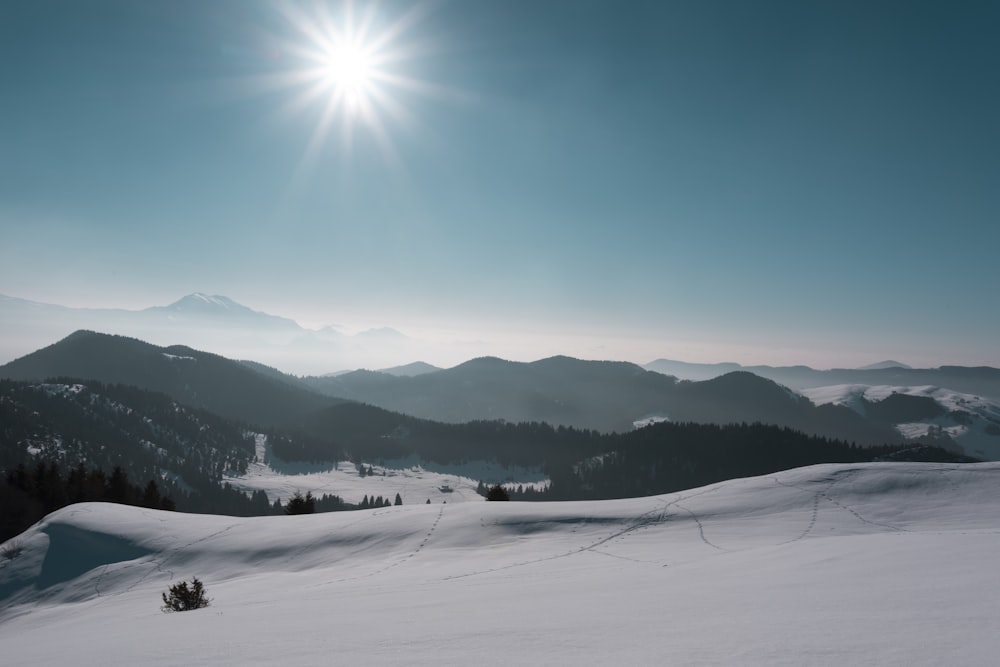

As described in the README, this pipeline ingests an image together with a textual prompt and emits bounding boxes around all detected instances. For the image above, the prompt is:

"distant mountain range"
[5,331,997,459]
[7,292,998,388]
[0,293,424,375]
[3,308,999,461]
[304,356,943,446]
[643,358,1000,403]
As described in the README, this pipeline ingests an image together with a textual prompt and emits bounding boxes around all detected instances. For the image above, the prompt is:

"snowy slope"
[803,384,1000,460]
[2,463,999,665]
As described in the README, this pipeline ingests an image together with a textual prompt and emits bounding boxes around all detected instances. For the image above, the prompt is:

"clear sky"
[2,0,998,368]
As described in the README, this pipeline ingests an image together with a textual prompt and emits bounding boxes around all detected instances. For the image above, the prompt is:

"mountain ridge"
[304,355,903,445]
[0,330,337,427]
[4,331,996,457]
[644,357,1000,402]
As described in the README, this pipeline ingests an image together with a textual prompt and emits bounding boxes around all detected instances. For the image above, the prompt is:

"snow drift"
[1,462,999,665]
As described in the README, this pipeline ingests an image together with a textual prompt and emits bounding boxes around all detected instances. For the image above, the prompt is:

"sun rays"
[270,1,440,170]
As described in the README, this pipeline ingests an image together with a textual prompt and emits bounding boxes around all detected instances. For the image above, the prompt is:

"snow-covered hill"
[2,463,998,665]
[803,384,1000,460]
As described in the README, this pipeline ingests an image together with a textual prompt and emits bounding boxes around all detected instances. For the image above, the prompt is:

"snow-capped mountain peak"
[159,293,250,314]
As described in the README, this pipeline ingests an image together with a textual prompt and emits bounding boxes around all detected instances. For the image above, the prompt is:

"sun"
[265,1,443,166]
[321,40,375,106]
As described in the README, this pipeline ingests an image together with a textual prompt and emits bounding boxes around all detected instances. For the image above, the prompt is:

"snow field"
[226,434,547,506]
[1,462,999,665]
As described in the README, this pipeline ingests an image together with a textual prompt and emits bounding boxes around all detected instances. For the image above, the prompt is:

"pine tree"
[107,466,131,504]
[142,480,162,509]
[394,493,402,506]
[161,577,211,612]
[486,484,510,501]
[285,491,315,515]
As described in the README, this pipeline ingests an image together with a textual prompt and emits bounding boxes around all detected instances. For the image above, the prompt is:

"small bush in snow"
[161,577,211,612]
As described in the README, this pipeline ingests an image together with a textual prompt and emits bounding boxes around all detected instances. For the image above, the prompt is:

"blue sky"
[2,0,998,368]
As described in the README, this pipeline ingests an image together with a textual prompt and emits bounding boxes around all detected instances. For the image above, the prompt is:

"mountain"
[304,356,901,445]
[637,358,745,381]
[803,384,1000,460]
[857,359,912,370]
[378,361,441,377]
[0,331,338,427]
[142,293,302,332]
[4,331,987,454]
[0,292,303,338]
[645,358,1000,402]
[305,355,676,432]
[6,369,959,518]
[0,293,453,375]
[0,378,286,538]
[0,293,313,373]
[2,463,998,664]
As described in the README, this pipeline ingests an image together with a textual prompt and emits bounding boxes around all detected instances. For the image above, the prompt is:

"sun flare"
[321,41,375,105]
[267,1,443,167]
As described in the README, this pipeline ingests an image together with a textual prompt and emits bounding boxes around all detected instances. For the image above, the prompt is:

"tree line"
[478,421,974,502]
[1,461,175,542]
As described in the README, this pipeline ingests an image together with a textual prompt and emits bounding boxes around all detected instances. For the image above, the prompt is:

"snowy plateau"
[2,462,999,666]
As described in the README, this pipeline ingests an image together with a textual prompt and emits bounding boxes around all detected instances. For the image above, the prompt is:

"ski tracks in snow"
[770,468,908,543]
[320,505,446,586]
[81,513,242,601]
[443,486,728,581]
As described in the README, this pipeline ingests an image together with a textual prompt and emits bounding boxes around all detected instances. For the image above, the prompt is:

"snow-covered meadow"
[224,434,548,506]
[2,462,999,665]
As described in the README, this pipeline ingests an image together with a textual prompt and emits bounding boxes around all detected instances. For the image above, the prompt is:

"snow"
[801,384,997,415]
[183,292,239,310]
[632,414,670,428]
[224,434,546,505]
[35,382,87,396]
[802,384,1000,460]
[162,352,197,362]
[2,462,999,665]
[189,293,235,309]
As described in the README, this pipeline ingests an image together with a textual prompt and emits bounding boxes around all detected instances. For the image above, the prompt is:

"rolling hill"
[1,462,997,665]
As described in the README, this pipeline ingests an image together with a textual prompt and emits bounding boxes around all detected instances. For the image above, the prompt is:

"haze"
[2,1,998,370]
